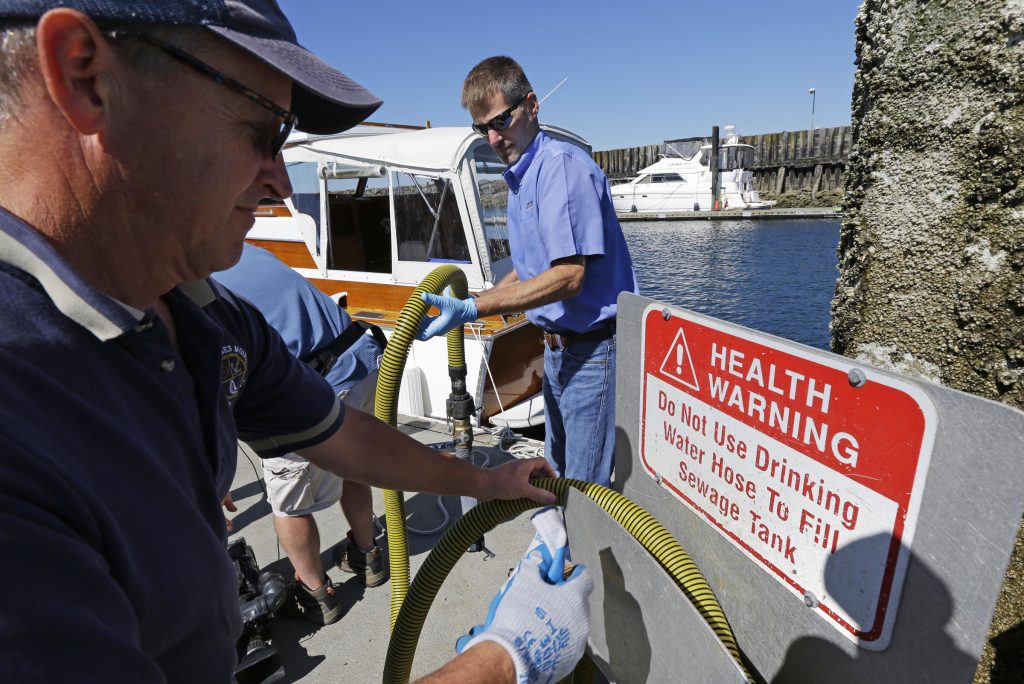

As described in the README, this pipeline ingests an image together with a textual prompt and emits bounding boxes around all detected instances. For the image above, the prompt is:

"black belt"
[301,319,388,377]
[542,322,616,350]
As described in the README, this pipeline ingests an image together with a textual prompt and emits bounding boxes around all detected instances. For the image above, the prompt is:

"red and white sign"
[640,306,935,649]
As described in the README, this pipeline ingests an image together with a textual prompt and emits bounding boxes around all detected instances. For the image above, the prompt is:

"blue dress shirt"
[502,130,638,333]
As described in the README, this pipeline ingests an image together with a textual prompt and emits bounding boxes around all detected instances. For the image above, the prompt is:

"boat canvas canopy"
[291,128,483,173]
[286,125,591,175]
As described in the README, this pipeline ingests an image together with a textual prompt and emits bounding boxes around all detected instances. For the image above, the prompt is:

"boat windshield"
[285,161,321,230]
[392,173,470,263]
[324,174,391,272]
[698,145,755,170]
[472,147,512,263]
[665,141,701,158]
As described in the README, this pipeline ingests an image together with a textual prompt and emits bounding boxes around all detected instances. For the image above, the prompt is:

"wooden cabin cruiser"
[611,127,772,214]
[248,124,591,429]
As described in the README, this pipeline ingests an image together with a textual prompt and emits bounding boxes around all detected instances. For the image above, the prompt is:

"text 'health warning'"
[639,306,935,649]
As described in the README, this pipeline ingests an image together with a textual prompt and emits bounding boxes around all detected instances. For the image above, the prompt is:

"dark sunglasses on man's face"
[471,96,527,137]
[107,31,298,160]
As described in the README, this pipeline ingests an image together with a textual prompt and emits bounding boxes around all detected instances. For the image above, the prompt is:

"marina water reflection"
[622,218,840,350]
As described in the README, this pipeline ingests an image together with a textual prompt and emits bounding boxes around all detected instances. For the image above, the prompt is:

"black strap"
[545,320,616,341]
[301,320,387,377]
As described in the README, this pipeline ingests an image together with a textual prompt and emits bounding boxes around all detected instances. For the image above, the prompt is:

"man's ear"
[35,8,116,135]
[526,91,539,118]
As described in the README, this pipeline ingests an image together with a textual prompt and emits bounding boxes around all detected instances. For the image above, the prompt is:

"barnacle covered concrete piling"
[831,2,1024,680]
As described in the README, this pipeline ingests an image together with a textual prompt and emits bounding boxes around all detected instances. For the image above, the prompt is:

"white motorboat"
[246,123,590,429]
[611,127,772,214]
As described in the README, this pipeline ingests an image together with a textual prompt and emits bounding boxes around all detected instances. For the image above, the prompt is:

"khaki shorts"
[338,366,378,414]
[263,455,342,517]
[263,369,378,517]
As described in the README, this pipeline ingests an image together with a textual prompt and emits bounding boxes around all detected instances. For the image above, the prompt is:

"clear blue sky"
[278,1,862,151]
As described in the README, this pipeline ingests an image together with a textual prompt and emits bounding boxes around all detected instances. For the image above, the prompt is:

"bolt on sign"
[639,305,936,649]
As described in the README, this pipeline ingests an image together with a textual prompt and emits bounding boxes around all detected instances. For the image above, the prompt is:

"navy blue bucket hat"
[0,0,382,133]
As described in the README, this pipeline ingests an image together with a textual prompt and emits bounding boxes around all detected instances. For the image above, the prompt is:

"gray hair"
[0,23,39,126]
[461,55,533,112]
[0,22,212,128]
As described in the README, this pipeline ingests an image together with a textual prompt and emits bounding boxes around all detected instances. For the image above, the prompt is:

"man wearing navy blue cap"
[0,3,591,682]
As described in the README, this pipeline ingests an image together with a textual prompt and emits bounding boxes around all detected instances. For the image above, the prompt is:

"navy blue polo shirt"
[0,208,343,682]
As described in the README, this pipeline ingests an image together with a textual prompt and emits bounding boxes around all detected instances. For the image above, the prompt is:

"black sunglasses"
[471,96,527,137]
[111,31,298,159]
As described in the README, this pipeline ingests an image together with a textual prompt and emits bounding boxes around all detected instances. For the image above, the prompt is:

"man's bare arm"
[490,267,520,291]
[474,256,584,318]
[414,642,515,684]
[297,408,556,503]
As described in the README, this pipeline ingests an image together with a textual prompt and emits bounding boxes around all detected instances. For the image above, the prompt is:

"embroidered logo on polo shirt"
[220,344,249,402]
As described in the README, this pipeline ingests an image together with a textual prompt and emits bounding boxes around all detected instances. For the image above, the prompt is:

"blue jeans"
[543,335,616,487]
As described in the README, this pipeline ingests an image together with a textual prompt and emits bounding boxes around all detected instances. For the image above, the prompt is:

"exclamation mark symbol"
[676,343,684,375]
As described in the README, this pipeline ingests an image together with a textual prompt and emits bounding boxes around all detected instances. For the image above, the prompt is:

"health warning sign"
[639,306,935,649]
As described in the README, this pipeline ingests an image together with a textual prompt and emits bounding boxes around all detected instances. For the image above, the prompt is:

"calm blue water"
[622,219,841,350]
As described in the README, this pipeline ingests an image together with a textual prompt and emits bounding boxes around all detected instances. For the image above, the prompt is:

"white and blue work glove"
[416,287,478,341]
[456,507,593,684]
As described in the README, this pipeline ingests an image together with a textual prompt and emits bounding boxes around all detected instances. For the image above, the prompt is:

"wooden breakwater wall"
[593,125,852,196]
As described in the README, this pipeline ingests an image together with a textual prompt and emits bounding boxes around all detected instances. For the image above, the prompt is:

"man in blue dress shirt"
[421,56,638,488]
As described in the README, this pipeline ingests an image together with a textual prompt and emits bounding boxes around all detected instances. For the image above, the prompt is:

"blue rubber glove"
[456,508,592,684]
[523,507,571,585]
[416,287,478,341]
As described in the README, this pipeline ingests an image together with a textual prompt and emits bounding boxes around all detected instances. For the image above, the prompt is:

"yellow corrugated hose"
[381,478,755,684]
[372,265,469,632]
[374,269,751,683]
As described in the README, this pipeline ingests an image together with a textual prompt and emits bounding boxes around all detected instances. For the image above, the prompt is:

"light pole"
[809,87,816,132]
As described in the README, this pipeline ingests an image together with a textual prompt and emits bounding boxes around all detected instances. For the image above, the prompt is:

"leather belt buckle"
[542,332,569,350]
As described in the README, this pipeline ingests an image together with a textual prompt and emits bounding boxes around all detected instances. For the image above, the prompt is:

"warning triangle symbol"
[659,327,700,392]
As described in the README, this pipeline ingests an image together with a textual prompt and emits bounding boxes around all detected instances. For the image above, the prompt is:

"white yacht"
[611,127,772,214]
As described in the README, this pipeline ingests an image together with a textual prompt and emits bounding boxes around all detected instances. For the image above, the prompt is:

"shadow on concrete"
[257,558,370,683]
[231,479,265,501]
[400,491,461,556]
[267,616,327,683]
[229,497,272,535]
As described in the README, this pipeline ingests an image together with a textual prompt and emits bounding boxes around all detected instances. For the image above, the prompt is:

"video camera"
[228,537,289,684]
